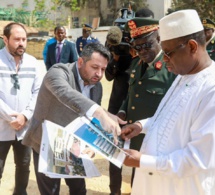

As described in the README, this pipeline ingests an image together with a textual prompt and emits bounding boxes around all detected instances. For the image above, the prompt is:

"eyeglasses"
[11,74,20,90]
[131,42,153,52]
[163,41,188,59]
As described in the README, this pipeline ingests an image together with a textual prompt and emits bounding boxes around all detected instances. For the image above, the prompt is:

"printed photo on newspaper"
[39,120,101,178]
[65,116,126,168]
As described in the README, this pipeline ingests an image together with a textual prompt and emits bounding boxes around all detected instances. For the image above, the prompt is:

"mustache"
[17,46,25,49]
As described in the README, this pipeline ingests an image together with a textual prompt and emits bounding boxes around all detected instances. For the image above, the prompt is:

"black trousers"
[109,161,137,194]
[0,139,31,195]
[33,150,86,195]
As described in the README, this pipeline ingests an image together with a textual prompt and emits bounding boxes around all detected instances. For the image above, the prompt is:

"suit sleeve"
[69,42,78,63]
[45,45,52,71]
[44,64,96,116]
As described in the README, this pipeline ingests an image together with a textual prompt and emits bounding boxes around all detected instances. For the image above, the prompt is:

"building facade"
[0,0,172,28]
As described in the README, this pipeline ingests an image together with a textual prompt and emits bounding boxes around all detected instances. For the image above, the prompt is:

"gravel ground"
[0,60,132,195]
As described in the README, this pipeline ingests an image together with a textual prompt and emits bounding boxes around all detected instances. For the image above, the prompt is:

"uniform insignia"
[211,40,214,44]
[130,73,135,78]
[128,20,137,30]
[155,61,162,70]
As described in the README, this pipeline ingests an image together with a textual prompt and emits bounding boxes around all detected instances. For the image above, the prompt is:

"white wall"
[0,0,35,11]
[147,0,172,19]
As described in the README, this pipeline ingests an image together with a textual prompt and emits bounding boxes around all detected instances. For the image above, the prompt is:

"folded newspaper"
[39,116,127,178]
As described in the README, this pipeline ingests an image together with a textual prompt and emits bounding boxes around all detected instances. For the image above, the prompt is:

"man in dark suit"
[76,24,99,56]
[46,26,78,70]
[22,43,125,195]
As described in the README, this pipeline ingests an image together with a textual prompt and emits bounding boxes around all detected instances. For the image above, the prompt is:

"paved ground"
[0,60,132,195]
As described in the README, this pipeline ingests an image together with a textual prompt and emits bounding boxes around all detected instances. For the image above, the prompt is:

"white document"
[39,120,101,178]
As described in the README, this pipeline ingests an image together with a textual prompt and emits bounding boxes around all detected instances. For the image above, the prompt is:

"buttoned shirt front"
[0,48,42,141]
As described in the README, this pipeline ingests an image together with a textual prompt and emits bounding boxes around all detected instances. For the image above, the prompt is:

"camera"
[106,7,135,56]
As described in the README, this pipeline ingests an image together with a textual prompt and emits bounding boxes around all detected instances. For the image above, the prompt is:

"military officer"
[117,17,176,190]
[202,18,215,60]
[0,35,5,49]
[76,24,99,55]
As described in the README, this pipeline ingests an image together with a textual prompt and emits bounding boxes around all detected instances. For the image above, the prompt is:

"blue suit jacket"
[46,40,78,70]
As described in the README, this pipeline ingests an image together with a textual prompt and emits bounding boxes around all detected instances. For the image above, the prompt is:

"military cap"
[202,18,215,30]
[82,24,93,31]
[126,17,159,38]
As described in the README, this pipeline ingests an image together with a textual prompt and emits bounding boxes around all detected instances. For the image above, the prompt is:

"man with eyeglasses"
[116,17,176,191]
[0,22,42,194]
[121,9,215,195]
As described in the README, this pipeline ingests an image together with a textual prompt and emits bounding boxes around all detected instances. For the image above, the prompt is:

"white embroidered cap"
[159,9,204,41]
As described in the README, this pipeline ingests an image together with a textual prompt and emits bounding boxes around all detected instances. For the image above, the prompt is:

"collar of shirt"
[148,50,162,67]
[3,47,23,69]
[206,32,215,45]
[75,63,95,98]
[57,39,65,44]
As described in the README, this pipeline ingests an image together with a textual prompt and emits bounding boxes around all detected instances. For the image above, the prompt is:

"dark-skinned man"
[117,17,176,191]
[202,18,215,60]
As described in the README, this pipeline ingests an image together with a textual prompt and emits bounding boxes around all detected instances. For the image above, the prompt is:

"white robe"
[132,62,215,195]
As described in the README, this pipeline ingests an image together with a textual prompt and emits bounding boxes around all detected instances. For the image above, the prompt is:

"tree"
[168,0,215,21]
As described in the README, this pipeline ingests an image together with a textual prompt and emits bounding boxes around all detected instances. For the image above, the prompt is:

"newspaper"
[39,120,101,178]
[39,116,127,178]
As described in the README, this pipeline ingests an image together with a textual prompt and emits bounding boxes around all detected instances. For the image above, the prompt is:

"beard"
[8,45,26,57]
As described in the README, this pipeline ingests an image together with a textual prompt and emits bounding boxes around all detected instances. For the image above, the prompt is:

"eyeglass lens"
[133,42,153,51]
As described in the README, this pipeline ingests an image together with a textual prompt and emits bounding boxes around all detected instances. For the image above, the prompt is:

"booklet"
[39,120,101,178]
[39,116,126,178]
[65,116,126,168]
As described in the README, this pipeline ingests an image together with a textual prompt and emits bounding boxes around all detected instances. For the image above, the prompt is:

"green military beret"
[125,17,159,38]
[202,18,215,30]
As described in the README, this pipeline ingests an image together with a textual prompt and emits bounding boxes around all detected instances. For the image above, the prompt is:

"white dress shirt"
[0,48,42,141]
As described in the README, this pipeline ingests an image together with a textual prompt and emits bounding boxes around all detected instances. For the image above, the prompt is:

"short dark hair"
[55,26,66,33]
[179,30,206,46]
[81,43,111,63]
[4,22,27,39]
[135,8,154,18]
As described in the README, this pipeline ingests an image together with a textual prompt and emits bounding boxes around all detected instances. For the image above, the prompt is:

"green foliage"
[168,0,215,21]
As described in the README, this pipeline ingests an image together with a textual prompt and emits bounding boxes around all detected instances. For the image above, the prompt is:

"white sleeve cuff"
[86,104,99,117]
[140,154,157,173]
[138,119,148,134]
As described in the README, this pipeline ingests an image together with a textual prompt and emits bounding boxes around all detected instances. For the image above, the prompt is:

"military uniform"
[76,24,99,55]
[206,35,215,60]
[0,37,5,50]
[120,52,176,150]
[76,35,99,55]
[202,18,215,60]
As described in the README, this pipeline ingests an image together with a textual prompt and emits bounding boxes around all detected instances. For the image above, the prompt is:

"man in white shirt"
[0,22,42,194]
[121,9,215,195]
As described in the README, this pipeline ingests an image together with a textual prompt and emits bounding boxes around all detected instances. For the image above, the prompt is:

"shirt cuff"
[138,119,148,134]
[118,110,126,114]
[140,154,157,172]
[86,104,99,117]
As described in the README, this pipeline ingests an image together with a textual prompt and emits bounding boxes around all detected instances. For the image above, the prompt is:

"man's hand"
[82,148,95,158]
[93,107,127,144]
[121,122,142,141]
[123,149,141,167]
[9,113,27,131]
[117,112,126,121]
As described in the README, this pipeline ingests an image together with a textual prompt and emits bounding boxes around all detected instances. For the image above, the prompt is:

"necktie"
[56,42,62,63]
